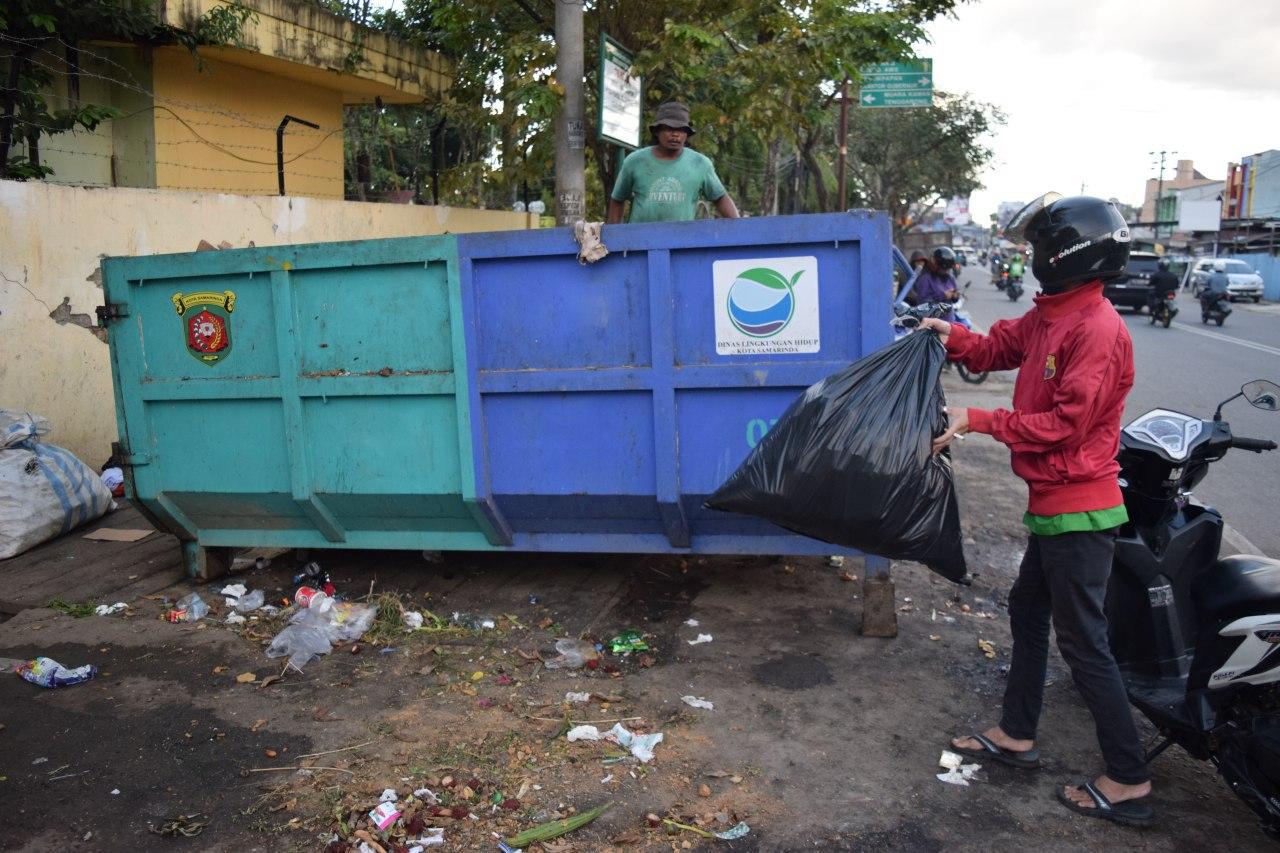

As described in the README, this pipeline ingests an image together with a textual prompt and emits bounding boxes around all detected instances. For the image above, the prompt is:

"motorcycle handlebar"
[1230,436,1278,453]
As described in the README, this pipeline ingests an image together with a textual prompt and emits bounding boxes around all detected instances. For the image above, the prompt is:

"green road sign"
[858,59,932,109]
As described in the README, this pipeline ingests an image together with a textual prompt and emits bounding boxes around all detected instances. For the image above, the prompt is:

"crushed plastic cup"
[451,612,495,630]
[234,590,264,613]
[543,638,598,670]
[17,656,98,688]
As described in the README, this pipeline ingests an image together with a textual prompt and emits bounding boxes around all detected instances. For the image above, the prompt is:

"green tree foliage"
[0,0,257,180]
[845,91,1004,239]
[322,1,1002,224]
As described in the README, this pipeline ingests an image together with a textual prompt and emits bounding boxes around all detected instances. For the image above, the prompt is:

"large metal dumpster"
[100,212,894,578]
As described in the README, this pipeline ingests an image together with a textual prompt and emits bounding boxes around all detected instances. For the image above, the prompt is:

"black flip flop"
[950,732,1041,769]
[1056,780,1154,828]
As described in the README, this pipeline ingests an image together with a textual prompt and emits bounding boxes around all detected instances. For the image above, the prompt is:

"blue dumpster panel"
[455,212,894,554]
[473,253,652,371]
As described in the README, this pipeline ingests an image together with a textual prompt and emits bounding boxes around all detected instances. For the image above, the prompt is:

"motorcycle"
[995,264,1010,291]
[1006,274,1024,302]
[1109,379,1280,839]
[1202,291,1233,327]
[1149,289,1180,328]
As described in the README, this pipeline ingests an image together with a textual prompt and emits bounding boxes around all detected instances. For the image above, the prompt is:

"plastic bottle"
[294,586,334,613]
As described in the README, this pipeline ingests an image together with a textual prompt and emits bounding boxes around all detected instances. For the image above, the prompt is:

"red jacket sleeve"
[944,316,1029,373]
[968,320,1132,451]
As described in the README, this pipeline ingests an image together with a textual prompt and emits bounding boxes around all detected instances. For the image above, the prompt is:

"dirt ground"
[0,374,1269,852]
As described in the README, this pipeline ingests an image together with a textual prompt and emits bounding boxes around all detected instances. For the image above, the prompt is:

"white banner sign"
[713,256,820,356]
[599,37,642,149]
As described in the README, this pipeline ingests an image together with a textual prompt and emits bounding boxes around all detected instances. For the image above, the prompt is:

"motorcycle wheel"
[956,364,988,384]
[1149,311,1158,325]
[1216,316,1225,326]
[1162,313,1173,328]
[1202,314,1209,324]
[1008,290,1021,302]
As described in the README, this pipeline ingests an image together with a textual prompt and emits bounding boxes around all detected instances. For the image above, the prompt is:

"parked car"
[1104,251,1162,311]
[1186,258,1265,302]
[952,246,972,266]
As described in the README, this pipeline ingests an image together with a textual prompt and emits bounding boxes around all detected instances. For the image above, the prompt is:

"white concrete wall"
[0,181,535,466]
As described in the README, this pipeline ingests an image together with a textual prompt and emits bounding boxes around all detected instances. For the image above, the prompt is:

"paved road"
[954,262,1280,556]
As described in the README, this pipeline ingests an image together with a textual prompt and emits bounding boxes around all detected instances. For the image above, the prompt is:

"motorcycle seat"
[1193,555,1280,624]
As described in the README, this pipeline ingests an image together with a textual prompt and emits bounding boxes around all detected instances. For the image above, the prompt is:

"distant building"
[1140,159,1217,222]
[995,200,1025,230]
[1154,181,1224,247]
[1224,150,1280,221]
[8,0,450,199]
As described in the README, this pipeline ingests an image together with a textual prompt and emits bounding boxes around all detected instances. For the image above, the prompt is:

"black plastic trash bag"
[705,330,967,582]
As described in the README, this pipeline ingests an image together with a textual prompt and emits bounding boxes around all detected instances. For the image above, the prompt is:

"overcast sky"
[923,0,1280,219]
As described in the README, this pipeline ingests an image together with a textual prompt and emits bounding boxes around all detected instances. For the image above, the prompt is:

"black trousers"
[999,531,1151,785]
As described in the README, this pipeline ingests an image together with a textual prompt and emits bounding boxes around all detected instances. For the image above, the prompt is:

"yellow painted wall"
[0,181,536,466]
[150,48,344,198]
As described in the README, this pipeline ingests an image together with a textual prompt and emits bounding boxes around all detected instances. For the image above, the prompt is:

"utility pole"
[836,78,849,211]
[554,0,586,225]
[1149,149,1176,239]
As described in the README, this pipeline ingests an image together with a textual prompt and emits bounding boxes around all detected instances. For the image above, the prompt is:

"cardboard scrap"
[83,528,154,543]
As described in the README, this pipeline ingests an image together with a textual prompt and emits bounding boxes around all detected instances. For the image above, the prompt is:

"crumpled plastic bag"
[706,331,967,582]
[265,601,376,671]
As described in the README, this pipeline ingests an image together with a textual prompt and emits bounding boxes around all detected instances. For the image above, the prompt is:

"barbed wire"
[35,144,338,183]
[4,36,333,135]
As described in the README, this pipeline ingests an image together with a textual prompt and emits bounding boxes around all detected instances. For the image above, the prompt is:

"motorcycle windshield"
[1006,192,1063,243]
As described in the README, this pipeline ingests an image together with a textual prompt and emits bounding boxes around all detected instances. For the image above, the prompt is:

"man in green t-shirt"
[606,101,740,224]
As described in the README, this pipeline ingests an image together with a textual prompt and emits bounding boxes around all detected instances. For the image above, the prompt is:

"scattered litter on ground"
[681,695,714,710]
[167,593,209,623]
[451,612,496,630]
[147,813,210,837]
[565,722,663,762]
[565,691,592,704]
[31,757,47,765]
[368,801,401,830]
[233,590,264,613]
[504,801,613,847]
[412,787,439,804]
[663,818,752,840]
[977,639,997,659]
[608,630,649,653]
[225,613,246,625]
[566,725,603,742]
[839,570,858,582]
[219,583,247,604]
[828,555,845,567]
[404,611,424,630]
[936,750,981,786]
[82,527,151,542]
[407,827,445,848]
[687,633,713,645]
[266,601,376,671]
[378,788,398,803]
[94,602,127,616]
[17,657,97,688]
[236,672,257,684]
[543,638,598,670]
[684,618,699,627]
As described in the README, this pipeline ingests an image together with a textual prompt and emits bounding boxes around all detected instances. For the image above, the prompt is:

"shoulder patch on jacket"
[1043,353,1057,380]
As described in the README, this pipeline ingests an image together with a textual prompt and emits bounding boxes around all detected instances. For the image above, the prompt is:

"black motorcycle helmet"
[909,249,928,267]
[1006,193,1131,293]
[931,246,957,272]
[1157,257,1171,271]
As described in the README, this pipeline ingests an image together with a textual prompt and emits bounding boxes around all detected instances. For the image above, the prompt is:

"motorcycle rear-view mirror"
[1242,379,1280,412]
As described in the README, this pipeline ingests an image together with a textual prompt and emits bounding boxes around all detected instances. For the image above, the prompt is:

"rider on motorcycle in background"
[1147,257,1180,313]
[1201,259,1231,310]
[1008,250,1026,281]
[910,247,959,321]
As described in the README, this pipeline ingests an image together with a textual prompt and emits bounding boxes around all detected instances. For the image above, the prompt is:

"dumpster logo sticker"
[714,256,819,355]
[172,290,236,366]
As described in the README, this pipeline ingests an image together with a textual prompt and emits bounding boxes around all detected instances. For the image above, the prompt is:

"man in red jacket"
[922,194,1154,827]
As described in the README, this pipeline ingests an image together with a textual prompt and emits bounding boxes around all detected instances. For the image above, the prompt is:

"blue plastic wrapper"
[16,656,99,688]
[706,331,968,582]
